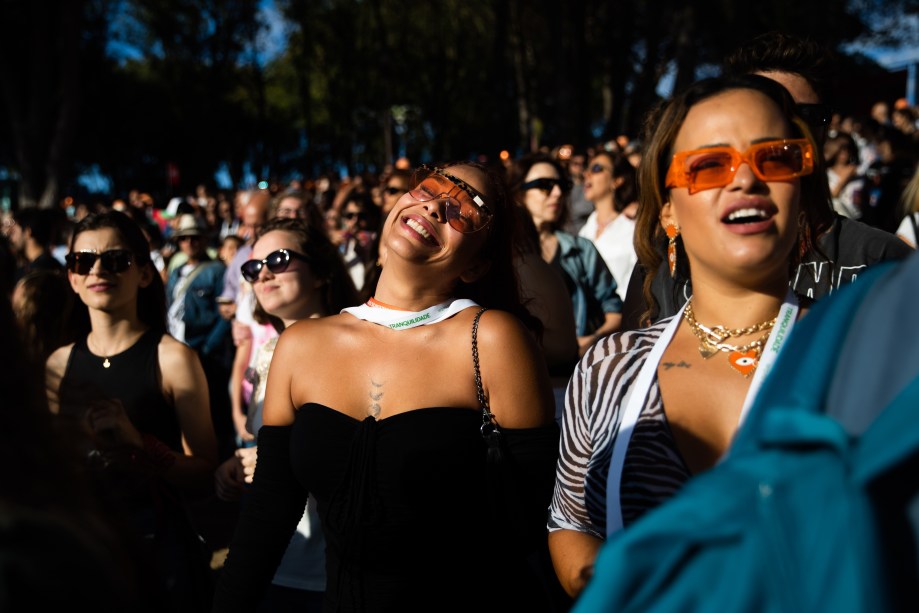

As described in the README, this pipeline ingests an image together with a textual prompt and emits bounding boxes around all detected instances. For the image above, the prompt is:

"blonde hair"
[899,165,919,217]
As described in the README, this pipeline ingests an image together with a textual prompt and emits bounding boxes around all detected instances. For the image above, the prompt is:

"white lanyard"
[341,298,479,330]
[605,290,799,535]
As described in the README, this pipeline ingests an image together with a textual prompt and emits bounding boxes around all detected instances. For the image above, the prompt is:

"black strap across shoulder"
[472,307,503,460]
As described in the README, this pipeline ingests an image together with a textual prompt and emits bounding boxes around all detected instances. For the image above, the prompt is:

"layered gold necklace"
[683,300,777,377]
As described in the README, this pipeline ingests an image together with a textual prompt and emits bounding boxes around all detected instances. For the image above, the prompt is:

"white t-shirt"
[827,168,862,220]
[578,211,637,302]
[896,212,919,247]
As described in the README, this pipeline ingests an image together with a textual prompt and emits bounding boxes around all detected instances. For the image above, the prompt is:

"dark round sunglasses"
[65,249,134,275]
[520,177,572,194]
[240,248,310,283]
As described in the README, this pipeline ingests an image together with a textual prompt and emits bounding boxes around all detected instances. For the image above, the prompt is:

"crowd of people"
[2,31,918,612]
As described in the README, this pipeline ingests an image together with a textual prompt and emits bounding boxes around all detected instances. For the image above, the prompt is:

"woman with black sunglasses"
[214,217,358,612]
[579,149,639,302]
[214,161,562,612]
[45,210,218,609]
[510,152,623,357]
[549,75,826,598]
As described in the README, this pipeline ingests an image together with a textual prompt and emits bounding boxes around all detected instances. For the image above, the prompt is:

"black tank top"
[60,329,181,450]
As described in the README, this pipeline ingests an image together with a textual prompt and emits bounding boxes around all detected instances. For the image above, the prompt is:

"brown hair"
[251,218,359,330]
[635,74,832,323]
[506,152,571,233]
[422,161,542,335]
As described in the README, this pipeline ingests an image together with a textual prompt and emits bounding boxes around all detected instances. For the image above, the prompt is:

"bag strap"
[472,307,503,460]
[910,212,919,247]
[174,259,213,300]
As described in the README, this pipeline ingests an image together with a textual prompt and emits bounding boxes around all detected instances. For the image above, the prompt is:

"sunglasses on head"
[520,177,572,194]
[66,249,134,275]
[665,138,815,195]
[587,163,611,175]
[240,248,310,283]
[408,166,493,234]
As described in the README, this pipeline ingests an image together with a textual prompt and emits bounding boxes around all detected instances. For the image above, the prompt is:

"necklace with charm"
[87,334,114,369]
[683,300,777,377]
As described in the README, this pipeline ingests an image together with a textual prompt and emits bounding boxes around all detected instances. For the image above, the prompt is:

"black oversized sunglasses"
[240,248,310,283]
[520,177,572,194]
[65,249,134,275]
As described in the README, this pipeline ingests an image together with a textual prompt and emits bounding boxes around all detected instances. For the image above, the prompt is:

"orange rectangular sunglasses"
[665,138,815,194]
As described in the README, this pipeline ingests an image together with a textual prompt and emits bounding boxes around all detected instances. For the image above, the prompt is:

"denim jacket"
[555,231,622,337]
[166,259,229,355]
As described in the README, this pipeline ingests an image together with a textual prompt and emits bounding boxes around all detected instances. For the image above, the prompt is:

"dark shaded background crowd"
[1,31,918,612]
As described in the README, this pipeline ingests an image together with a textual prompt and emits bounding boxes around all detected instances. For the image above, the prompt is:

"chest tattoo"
[368,379,383,418]
[661,360,692,370]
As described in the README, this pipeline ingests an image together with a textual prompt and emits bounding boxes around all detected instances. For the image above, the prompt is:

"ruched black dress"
[214,403,559,612]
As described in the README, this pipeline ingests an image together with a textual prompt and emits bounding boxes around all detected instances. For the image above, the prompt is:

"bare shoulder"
[157,334,200,370]
[473,308,538,353]
[45,343,75,414]
[279,313,353,350]
[46,343,75,379]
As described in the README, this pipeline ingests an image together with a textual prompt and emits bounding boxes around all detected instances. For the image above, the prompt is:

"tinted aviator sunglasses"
[240,248,310,283]
[520,177,573,194]
[665,138,815,195]
[408,166,493,234]
[66,249,134,275]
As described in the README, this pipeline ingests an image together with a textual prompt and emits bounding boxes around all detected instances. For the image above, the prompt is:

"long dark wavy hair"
[635,74,832,323]
[69,211,167,336]
[251,217,360,331]
[433,160,542,336]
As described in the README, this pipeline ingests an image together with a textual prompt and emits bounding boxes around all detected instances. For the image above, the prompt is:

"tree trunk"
[0,0,84,209]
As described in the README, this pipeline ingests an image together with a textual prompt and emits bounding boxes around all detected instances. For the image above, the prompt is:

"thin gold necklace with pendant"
[87,334,113,369]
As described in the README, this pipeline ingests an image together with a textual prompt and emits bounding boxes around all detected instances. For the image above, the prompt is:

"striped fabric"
[548,317,690,537]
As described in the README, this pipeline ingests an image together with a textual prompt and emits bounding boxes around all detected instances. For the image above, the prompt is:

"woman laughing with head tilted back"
[214,162,562,612]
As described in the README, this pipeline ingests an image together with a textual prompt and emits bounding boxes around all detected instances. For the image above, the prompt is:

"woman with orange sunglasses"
[548,75,827,598]
[214,162,561,611]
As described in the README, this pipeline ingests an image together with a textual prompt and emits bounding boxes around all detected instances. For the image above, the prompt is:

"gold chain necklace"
[87,335,113,368]
[683,300,777,377]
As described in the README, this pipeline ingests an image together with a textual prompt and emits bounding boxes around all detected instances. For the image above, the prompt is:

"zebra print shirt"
[548,317,691,537]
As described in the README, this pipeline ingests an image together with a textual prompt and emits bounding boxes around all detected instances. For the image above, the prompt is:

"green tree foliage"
[0,0,891,207]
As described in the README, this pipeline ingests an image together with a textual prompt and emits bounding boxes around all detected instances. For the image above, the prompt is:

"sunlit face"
[520,162,564,227]
[382,176,410,216]
[583,153,615,202]
[343,202,367,233]
[661,88,802,286]
[177,233,205,257]
[249,230,316,325]
[68,227,151,315]
[240,204,267,241]
[383,164,491,281]
[275,196,305,220]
